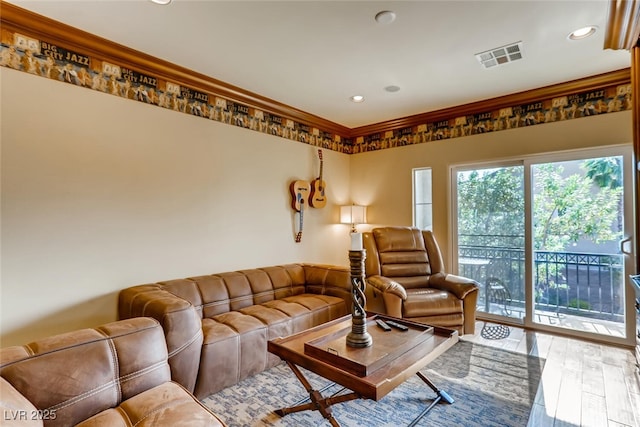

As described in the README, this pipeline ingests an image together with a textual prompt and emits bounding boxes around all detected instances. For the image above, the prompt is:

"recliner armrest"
[366,275,408,300]
[429,273,479,299]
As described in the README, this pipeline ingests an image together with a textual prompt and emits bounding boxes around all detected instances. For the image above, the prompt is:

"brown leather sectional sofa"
[118,263,352,399]
[0,317,225,427]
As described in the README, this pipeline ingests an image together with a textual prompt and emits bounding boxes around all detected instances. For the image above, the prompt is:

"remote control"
[376,319,392,331]
[385,320,409,331]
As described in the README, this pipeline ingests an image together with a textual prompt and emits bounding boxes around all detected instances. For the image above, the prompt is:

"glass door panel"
[455,165,525,322]
[531,156,626,338]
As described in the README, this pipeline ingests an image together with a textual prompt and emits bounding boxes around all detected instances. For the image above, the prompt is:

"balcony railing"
[458,245,624,322]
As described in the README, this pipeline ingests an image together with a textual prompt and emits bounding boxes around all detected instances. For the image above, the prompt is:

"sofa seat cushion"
[76,382,225,427]
[194,294,347,399]
[238,305,296,367]
[239,305,293,339]
[261,299,314,332]
[196,319,244,398]
[207,313,267,376]
[403,288,463,318]
[280,294,348,325]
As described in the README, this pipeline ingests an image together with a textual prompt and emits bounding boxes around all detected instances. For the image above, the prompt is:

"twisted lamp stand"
[346,249,373,348]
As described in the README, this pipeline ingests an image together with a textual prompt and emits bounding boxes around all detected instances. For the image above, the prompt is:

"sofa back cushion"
[186,264,307,318]
[0,318,170,427]
[263,264,307,297]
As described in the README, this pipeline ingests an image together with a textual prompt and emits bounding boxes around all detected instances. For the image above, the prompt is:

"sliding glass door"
[530,155,628,339]
[452,146,634,345]
[455,164,525,323]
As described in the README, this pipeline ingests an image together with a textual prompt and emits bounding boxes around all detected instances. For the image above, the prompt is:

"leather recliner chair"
[363,226,479,335]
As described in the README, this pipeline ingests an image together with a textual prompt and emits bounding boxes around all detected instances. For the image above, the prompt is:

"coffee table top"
[268,314,458,400]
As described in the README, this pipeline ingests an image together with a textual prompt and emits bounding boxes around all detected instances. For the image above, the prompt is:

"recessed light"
[150,0,172,5]
[568,26,597,40]
[384,85,401,93]
[350,95,365,103]
[375,11,396,25]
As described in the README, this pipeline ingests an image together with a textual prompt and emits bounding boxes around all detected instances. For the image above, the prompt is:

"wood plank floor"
[462,321,640,427]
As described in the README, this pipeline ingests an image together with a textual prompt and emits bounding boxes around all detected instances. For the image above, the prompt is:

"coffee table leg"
[274,361,360,427]
[407,371,454,427]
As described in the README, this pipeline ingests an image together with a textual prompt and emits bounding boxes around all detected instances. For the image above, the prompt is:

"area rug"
[201,340,545,427]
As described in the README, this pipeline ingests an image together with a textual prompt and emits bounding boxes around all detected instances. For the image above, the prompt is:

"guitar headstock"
[317,149,323,161]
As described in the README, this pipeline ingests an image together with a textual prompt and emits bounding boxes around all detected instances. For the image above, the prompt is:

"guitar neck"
[295,201,304,242]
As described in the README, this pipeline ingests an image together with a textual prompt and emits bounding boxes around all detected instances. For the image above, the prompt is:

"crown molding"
[604,0,640,50]
[0,0,632,145]
[350,69,631,137]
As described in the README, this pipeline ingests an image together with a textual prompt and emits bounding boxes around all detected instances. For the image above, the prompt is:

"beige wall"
[1,66,633,346]
[0,68,352,345]
[350,110,633,262]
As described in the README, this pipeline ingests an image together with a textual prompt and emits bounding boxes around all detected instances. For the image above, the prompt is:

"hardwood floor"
[462,321,639,427]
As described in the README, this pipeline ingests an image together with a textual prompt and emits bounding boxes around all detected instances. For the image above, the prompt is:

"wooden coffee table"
[267,313,458,427]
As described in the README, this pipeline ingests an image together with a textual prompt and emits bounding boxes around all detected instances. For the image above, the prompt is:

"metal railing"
[458,245,624,322]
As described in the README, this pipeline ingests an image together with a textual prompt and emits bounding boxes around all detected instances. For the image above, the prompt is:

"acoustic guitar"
[290,180,310,242]
[309,149,327,208]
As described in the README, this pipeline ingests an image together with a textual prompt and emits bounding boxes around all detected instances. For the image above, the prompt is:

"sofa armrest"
[0,318,172,427]
[0,378,43,427]
[429,273,480,300]
[118,285,203,393]
[366,275,407,318]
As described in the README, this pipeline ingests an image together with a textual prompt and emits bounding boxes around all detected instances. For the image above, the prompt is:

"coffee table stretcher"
[269,315,458,426]
[274,360,454,427]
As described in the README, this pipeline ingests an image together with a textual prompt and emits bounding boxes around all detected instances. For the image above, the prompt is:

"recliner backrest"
[364,227,446,289]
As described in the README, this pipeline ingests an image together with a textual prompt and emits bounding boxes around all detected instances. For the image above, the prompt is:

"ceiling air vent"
[475,42,523,69]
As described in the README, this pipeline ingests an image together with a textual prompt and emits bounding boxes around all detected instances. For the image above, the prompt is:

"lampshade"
[340,205,367,232]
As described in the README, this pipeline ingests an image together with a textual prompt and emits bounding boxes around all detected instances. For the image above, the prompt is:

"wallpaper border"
[0,1,632,155]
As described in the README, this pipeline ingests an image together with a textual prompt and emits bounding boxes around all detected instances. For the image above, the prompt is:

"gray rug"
[202,340,545,426]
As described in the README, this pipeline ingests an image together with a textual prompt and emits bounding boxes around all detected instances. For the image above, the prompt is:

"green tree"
[457,167,524,248]
[584,157,622,189]
[457,161,622,252]
[584,157,622,232]
[532,163,621,251]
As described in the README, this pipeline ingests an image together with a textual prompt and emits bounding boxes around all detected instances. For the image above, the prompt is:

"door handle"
[620,236,633,255]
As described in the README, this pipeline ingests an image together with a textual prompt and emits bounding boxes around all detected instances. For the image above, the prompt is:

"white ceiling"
[8,0,632,128]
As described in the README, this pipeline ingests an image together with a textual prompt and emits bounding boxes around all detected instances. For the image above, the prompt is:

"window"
[413,167,432,230]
